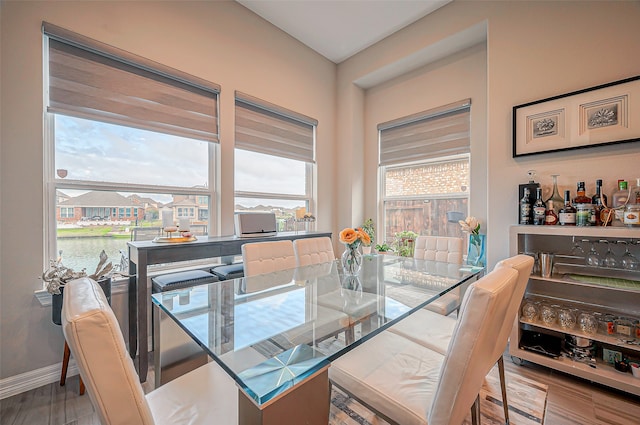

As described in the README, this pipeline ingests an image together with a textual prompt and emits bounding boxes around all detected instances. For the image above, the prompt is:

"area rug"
[329,364,548,425]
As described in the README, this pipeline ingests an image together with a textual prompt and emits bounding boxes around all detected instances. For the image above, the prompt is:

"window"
[379,100,471,243]
[44,22,219,273]
[234,92,316,232]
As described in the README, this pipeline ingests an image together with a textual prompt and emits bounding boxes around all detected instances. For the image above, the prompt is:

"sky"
[55,115,306,206]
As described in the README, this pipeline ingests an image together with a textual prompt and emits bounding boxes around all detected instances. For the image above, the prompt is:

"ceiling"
[236,0,452,64]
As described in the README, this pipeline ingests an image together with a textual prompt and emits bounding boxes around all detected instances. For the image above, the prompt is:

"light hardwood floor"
[2,350,640,425]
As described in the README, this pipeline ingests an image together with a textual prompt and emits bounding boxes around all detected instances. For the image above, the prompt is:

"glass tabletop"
[151,254,482,406]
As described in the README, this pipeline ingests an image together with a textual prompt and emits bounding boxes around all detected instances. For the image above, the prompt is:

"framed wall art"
[513,75,640,157]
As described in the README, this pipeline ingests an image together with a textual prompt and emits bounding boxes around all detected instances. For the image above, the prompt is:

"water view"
[57,237,128,274]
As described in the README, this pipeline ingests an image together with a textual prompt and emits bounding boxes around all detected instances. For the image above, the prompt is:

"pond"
[57,237,129,274]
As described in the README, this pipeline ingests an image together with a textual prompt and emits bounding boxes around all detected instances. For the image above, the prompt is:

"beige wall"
[0,0,336,380]
[2,0,640,388]
[337,0,640,267]
[363,43,487,241]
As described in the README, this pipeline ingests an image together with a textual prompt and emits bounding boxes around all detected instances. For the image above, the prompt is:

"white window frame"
[42,30,219,275]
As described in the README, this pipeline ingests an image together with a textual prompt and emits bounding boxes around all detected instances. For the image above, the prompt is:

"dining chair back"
[293,236,335,266]
[428,266,519,425]
[242,239,296,277]
[413,236,463,263]
[62,277,237,425]
[413,235,464,316]
[329,266,519,425]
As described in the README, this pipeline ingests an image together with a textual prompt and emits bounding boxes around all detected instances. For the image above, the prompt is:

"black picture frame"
[513,75,640,157]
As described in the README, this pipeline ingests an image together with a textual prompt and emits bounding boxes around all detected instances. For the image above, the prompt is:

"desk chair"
[62,277,237,425]
[329,265,519,425]
[387,254,534,424]
[413,235,464,316]
[293,236,335,266]
[242,239,296,277]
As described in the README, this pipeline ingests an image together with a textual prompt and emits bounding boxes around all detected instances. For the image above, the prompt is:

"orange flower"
[339,228,358,244]
[357,228,371,245]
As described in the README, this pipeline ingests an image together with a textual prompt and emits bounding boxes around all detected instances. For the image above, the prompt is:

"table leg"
[137,251,148,382]
[128,256,137,360]
[238,366,330,425]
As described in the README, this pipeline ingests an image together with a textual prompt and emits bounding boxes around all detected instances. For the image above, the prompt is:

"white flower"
[459,216,481,235]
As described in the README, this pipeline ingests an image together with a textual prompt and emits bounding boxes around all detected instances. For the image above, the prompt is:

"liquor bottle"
[533,187,546,225]
[611,180,629,223]
[574,182,591,204]
[631,178,640,204]
[545,174,564,217]
[520,187,532,225]
[592,179,609,226]
[559,190,576,225]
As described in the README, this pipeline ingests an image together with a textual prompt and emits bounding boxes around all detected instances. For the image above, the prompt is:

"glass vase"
[466,234,486,267]
[341,245,363,275]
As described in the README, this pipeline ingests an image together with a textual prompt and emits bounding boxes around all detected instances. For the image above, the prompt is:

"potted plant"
[392,230,419,257]
[361,218,375,254]
[375,242,392,254]
[43,250,116,325]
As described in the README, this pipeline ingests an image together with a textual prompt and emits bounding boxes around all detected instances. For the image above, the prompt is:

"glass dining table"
[151,254,483,425]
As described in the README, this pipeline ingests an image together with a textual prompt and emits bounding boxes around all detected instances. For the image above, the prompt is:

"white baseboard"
[0,360,79,400]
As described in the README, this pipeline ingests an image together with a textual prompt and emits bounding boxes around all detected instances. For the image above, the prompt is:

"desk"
[128,231,331,381]
[152,255,482,424]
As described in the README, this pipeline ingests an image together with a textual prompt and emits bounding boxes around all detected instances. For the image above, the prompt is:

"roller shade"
[379,100,471,166]
[235,91,316,163]
[44,22,219,143]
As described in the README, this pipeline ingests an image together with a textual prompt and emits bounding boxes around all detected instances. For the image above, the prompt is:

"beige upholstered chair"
[386,254,534,424]
[241,239,296,277]
[293,236,335,266]
[329,265,520,425]
[413,235,464,316]
[62,277,237,425]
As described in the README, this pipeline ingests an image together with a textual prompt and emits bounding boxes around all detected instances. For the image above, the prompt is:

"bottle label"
[559,212,576,224]
[520,205,531,224]
[545,211,558,225]
[533,207,546,220]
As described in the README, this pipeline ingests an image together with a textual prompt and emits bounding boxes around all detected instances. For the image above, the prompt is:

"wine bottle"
[520,187,532,224]
[533,187,546,225]
[559,190,576,225]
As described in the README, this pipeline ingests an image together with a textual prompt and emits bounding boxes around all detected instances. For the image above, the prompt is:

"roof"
[59,191,140,207]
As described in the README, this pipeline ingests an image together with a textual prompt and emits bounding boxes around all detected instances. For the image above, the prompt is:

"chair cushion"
[283,305,351,346]
[147,361,238,425]
[330,331,444,425]
[211,263,245,280]
[316,289,380,324]
[387,308,457,355]
[151,270,218,293]
[424,290,460,316]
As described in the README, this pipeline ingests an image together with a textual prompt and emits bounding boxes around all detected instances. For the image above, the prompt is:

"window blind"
[235,91,316,163]
[379,99,471,166]
[43,22,220,143]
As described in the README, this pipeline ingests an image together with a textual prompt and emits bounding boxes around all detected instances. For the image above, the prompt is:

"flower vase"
[467,234,486,267]
[341,245,363,275]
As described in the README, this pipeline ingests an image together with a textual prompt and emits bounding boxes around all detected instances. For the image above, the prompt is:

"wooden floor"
[2,350,640,425]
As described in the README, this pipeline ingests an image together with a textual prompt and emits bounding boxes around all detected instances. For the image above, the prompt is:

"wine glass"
[602,240,618,268]
[569,236,586,257]
[619,241,639,270]
[585,240,601,267]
